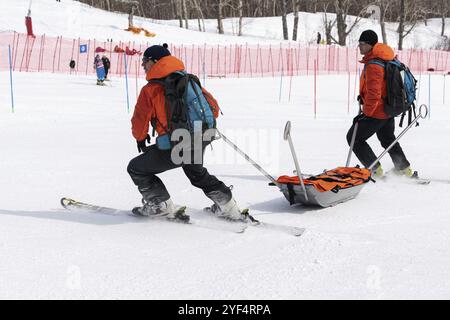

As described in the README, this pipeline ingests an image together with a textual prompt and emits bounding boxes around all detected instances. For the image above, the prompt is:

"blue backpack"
[149,71,216,150]
[367,58,418,126]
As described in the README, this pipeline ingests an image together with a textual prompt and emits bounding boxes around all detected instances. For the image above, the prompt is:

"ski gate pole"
[368,104,429,171]
[124,53,130,113]
[216,129,281,188]
[8,45,15,113]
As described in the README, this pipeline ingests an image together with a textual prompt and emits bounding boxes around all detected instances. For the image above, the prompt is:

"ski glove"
[352,113,366,124]
[137,134,151,153]
[357,95,364,105]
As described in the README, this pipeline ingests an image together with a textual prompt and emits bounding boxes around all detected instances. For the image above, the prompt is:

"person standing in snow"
[127,44,244,220]
[346,30,412,178]
[101,55,111,80]
[93,54,105,85]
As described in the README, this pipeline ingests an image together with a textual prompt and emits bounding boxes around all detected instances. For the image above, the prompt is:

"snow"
[1,0,450,300]
[0,0,449,48]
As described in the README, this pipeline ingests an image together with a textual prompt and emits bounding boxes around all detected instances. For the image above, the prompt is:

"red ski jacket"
[131,55,219,141]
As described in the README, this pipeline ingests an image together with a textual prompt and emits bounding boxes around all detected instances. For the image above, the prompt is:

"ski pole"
[283,121,308,201]
[345,101,362,167]
[368,104,428,170]
[216,129,281,188]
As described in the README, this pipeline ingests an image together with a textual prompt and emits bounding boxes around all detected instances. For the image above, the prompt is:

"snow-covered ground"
[0,0,448,48]
[0,69,449,299]
[1,0,450,300]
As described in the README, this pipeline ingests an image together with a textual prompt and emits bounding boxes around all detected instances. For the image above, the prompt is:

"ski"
[247,219,305,237]
[414,178,450,184]
[60,197,247,234]
[242,209,305,237]
[203,207,305,237]
[381,170,431,185]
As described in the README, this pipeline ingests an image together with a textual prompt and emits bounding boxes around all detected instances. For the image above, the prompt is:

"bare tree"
[238,0,244,36]
[397,0,419,50]
[191,0,205,32]
[378,0,390,44]
[217,0,225,34]
[181,0,189,29]
[292,0,300,41]
[322,2,338,45]
[281,0,289,40]
[440,0,447,37]
[335,0,365,46]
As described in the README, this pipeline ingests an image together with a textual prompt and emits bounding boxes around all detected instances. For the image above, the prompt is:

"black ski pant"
[346,117,410,170]
[127,145,232,205]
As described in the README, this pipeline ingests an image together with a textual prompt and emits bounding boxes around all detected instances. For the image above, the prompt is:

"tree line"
[76,0,448,50]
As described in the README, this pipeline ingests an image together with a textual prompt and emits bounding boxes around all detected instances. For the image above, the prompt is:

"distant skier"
[346,30,412,178]
[127,43,244,221]
[316,32,322,44]
[101,55,111,80]
[93,54,105,85]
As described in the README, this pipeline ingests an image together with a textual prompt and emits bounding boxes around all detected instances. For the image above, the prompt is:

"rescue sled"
[275,167,371,207]
[217,104,427,208]
[269,121,371,207]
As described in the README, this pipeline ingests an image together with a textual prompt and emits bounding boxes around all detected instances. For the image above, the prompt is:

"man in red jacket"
[127,44,243,220]
[347,30,412,178]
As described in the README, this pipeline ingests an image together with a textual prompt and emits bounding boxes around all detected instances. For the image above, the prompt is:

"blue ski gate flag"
[80,44,88,54]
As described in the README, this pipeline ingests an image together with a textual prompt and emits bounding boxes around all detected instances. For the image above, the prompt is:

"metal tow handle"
[283,121,308,201]
[368,104,429,170]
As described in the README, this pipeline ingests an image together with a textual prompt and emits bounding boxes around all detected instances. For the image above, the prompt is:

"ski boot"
[205,198,248,222]
[132,198,190,222]
[393,166,415,178]
[370,165,384,179]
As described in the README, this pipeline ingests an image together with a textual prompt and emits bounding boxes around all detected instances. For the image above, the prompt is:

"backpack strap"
[366,58,387,69]
[149,72,188,133]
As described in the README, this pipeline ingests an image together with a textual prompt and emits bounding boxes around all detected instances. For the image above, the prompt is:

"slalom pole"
[288,49,293,102]
[124,53,130,113]
[216,129,280,188]
[428,73,431,119]
[314,59,317,118]
[135,61,138,100]
[347,71,350,114]
[8,45,15,113]
[278,70,283,102]
[368,105,428,171]
[444,74,446,105]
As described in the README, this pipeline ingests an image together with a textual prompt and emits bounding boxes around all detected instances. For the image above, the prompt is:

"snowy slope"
[0,0,449,48]
[1,69,449,299]
[1,0,450,300]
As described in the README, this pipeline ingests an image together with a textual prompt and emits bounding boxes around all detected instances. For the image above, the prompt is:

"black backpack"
[366,58,418,126]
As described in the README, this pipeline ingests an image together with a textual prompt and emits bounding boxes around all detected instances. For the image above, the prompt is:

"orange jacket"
[359,43,395,119]
[131,55,220,141]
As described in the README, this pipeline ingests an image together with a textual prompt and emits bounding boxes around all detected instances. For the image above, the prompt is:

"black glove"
[352,113,366,124]
[357,95,364,105]
[137,134,151,153]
